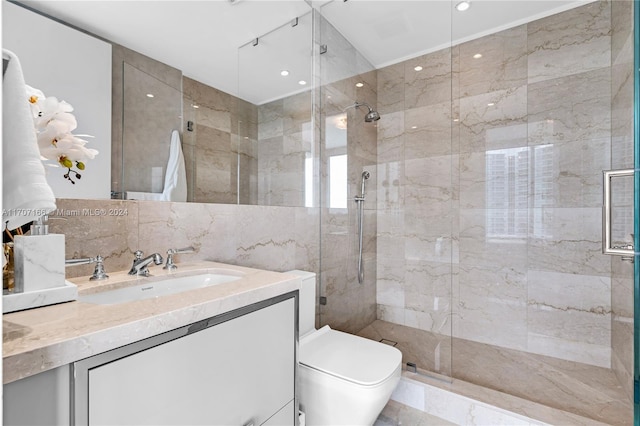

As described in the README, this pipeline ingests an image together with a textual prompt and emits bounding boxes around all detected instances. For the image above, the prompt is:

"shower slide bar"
[355,171,370,284]
[602,169,636,263]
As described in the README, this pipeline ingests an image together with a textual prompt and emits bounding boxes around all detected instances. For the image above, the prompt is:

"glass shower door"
[634,1,639,423]
[315,1,456,380]
[449,1,636,423]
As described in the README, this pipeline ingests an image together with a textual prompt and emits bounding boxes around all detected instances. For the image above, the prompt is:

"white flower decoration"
[26,85,98,184]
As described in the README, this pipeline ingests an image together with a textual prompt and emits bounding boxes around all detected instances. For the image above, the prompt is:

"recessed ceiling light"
[146,93,154,98]
[455,1,471,12]
[414,66,423,71]
[487,102,495,106]
[473,53,482,59]
[453,118,460,122]
[355,82,364,87]
[298,80,307,85]
[411,126,418,129]
[192,104,199,109]
[280,70,289,76]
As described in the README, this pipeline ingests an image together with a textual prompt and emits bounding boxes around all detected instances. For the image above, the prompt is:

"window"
[329,154,347,209]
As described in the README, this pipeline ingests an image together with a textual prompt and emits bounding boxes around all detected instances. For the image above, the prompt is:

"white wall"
[3,2,111,199]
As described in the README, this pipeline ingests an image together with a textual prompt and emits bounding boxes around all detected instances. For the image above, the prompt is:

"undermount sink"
[79,270,244,305]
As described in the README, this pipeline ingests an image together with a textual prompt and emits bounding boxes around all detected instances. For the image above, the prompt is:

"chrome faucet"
[128,250,163,276]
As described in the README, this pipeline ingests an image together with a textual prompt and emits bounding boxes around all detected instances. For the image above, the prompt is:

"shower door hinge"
[320,44,327,54]
[319,296,327,305]
[291,17,298,27]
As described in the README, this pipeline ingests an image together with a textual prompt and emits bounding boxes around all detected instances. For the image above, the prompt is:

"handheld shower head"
[360,170,370,198]
[345,101,381,122]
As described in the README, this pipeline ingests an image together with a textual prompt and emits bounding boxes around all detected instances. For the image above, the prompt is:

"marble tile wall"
[182,77,253,204]
[257,91,313,207]
[51,198,319,280]
[609,0,635,401]
[376,1,621,368]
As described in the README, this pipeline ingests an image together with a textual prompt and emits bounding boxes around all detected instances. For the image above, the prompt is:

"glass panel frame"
[633,0,639,423]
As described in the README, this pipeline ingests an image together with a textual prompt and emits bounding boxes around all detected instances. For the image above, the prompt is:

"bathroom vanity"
[3,262,300,425]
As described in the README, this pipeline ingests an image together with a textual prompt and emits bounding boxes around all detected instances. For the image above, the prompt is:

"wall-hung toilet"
[287,270,402,426]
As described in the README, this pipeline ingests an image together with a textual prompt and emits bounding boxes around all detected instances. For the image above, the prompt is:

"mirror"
[237,12,314,207]
[114,9,314,206]
[5,1,314,206]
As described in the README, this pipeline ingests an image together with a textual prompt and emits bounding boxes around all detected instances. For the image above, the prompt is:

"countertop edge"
[3,265,302,384]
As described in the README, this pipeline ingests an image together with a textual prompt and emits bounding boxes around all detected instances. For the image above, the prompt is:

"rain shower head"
[364,109,380,122]
[345,101,381,122]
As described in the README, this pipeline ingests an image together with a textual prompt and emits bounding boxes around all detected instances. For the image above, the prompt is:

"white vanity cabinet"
[73,293,297,425]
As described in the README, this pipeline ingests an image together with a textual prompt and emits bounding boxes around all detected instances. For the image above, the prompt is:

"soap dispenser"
[14,215,66,293]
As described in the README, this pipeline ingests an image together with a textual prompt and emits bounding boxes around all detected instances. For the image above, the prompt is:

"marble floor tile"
[358,320,633,426]
[375,400,456,426]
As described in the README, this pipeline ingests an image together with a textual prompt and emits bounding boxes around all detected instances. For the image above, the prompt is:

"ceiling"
[12,0,594,105]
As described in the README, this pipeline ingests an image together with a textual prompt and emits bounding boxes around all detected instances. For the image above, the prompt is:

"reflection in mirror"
[238,11,315,207]
[8,1,315,206]
[121,63,183,200]
[181,78,246,204]
[112,8,315,207]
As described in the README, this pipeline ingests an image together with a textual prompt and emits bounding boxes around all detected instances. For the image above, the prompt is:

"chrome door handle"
[602,169,635,262]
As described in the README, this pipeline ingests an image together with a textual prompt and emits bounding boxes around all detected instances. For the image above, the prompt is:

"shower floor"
[358,320,633,426]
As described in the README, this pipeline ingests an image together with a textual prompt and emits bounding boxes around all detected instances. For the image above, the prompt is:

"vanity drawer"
[75,293,297,425]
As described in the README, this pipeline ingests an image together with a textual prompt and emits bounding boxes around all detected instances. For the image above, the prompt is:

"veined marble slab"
[3,280,77,314]
[392,373,612,426]
[2,261,300,384]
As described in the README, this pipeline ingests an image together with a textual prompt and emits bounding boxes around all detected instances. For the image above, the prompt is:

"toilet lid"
[299,326,402,386]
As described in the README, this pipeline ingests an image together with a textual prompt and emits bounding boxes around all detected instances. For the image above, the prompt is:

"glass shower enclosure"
[314,1,638,424]
[236,1,638,423]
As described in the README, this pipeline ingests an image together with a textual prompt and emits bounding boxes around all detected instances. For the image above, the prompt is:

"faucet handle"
[134,250,143,260]
[65,255,109,281]
[163,246,195,270]
[90,255,109,281]
[169,246,195,255]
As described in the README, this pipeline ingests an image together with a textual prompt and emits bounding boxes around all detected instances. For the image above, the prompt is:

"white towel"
[2,49,56,230]
[161,130,187,202]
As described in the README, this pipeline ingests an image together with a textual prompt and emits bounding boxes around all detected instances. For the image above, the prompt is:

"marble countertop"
[3,261,301,384]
